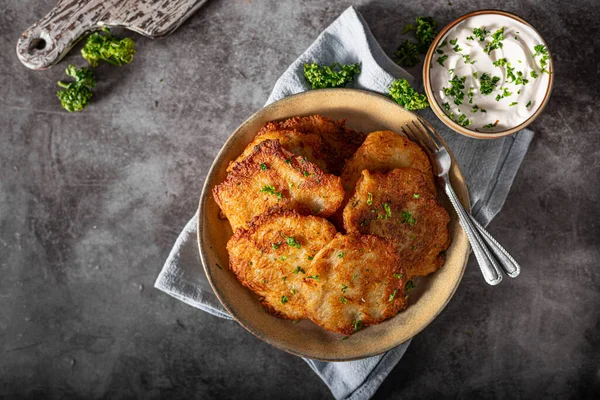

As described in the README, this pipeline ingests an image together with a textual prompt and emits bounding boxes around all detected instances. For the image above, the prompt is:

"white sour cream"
[430,14,551,132]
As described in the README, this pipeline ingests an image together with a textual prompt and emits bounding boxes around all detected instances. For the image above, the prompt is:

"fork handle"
[444,181,504,285]
[467,215,521,278]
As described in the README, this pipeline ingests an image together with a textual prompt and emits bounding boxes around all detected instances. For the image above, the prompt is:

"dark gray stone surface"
[1,0,599,398]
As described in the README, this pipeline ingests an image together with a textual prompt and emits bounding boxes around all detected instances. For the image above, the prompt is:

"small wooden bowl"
[423,10,554,139]
[198,89,471,361]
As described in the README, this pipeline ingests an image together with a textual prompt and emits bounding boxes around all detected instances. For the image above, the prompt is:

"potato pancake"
[227,209,337,320]
[260,115,367,174]
[226,130,328,172]
[344,169,451,279]
[302,233,408,335]
[340,130,435,195]
[213,140,344,231]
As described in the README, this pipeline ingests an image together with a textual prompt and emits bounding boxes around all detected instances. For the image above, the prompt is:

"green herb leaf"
[307,275,320,281]
[81,28,136,67]
[304,62,361,89]
[405,280,415,291]
[389,79,429,110]
[394,273,403,279]
[56,65,96,112]
[352,319,363,332]
[286,237,301,249]
[260,185,283,201]
[389,289,398,302]
[338,252,345,258]
[437,54,449,67]
[473,27,490,41]
[526,100,532,108]
[395,40,420,67]
[402,211,417,226]
[383,203,392,219]
[443,75,466,105]
[260,163,267,170]
[479,73,500,95]
[340,297,348,304]
[293,266,306,274]
[281,296,288,304]
[483,27,505,54]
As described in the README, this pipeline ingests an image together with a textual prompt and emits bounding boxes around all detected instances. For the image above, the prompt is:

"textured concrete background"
[1,0,599,398]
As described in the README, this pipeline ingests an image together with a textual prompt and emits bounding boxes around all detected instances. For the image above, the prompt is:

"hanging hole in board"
[32,38,46,50]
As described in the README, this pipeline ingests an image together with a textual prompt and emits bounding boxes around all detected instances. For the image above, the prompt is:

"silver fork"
[402,118,521,285]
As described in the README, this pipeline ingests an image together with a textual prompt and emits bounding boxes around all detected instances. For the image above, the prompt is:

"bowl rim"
[197,88,472,361]
[423,9,555,139]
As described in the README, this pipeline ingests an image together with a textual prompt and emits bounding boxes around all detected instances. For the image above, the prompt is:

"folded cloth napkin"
[155,6,534,400]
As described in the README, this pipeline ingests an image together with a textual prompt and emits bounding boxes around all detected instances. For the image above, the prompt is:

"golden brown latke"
[213,140,344,231]
[302,233,408,335]
[343,168,451,279]
[260,115,367,175]
[340,130,435,195]
[227,209,337,320]
[226,130,328,173]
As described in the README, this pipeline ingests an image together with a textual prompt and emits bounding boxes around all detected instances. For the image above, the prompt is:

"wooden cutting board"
[17,0,208,70]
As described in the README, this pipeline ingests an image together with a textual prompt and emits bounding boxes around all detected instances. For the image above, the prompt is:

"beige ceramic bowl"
[423,9,554,139]
[198,88,471,361]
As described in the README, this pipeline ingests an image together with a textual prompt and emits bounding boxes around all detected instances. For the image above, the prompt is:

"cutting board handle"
[16,0,208,70]
[16,0,110,70]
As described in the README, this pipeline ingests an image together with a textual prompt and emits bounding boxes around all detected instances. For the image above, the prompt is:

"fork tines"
[402,119,441,153]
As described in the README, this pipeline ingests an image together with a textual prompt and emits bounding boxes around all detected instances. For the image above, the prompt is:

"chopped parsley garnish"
[389,289,398,302]
[340,297,348,304]
[483,120,499,129]
[338,252,345,258]
[483,27,505,54]
[437,54,449,66]
[514,71,529,85]
[530,70,539,79]
[473,27,489,41]
[395,40,420,67]
[473,71,478,79]
[449,38,457,45]
[453,113,473,127]
[290,288,296,294]
[272,242,280,250]
[383,203,392,219]
[509,102,518,107]
[466,35,474,40]
[532,44,550,73]
[402,210,417,226]
[413,193,420,199]
[493,58,508,67]
[307,275,320,281]
[286,237,301,249]
[284,158,291,164]
[405,280,415,291]
[463,54,475,64]
[526,100,532,108]
[367,192,373,205]
[448,68,455,75]
[281,296,288,304]
[389,78,429,110]
[341,284,348,293]
[394,273,403,279]
[443,75,466,105]
[467,87,475,104]
[452,44,462,52]
[280,256,287,261]
[443,102,450,112]
[414,16,438,51]
[353,274,358,280]
[471,105,479,112]
[479,73,500,95]
[304,62,361,89]
[495,88,512,101]
[307,255,314,261]
[260,163,267,170]
[293,266,306,274]
[352,319,363,332]
[260,185,283,201]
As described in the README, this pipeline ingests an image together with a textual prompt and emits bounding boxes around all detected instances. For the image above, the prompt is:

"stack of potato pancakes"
[213,115,450,336]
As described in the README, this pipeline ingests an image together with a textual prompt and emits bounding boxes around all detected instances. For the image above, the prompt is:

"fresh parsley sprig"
[303,62,361,89]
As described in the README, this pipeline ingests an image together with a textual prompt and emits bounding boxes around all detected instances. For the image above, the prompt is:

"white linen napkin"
[155,6,533,400]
